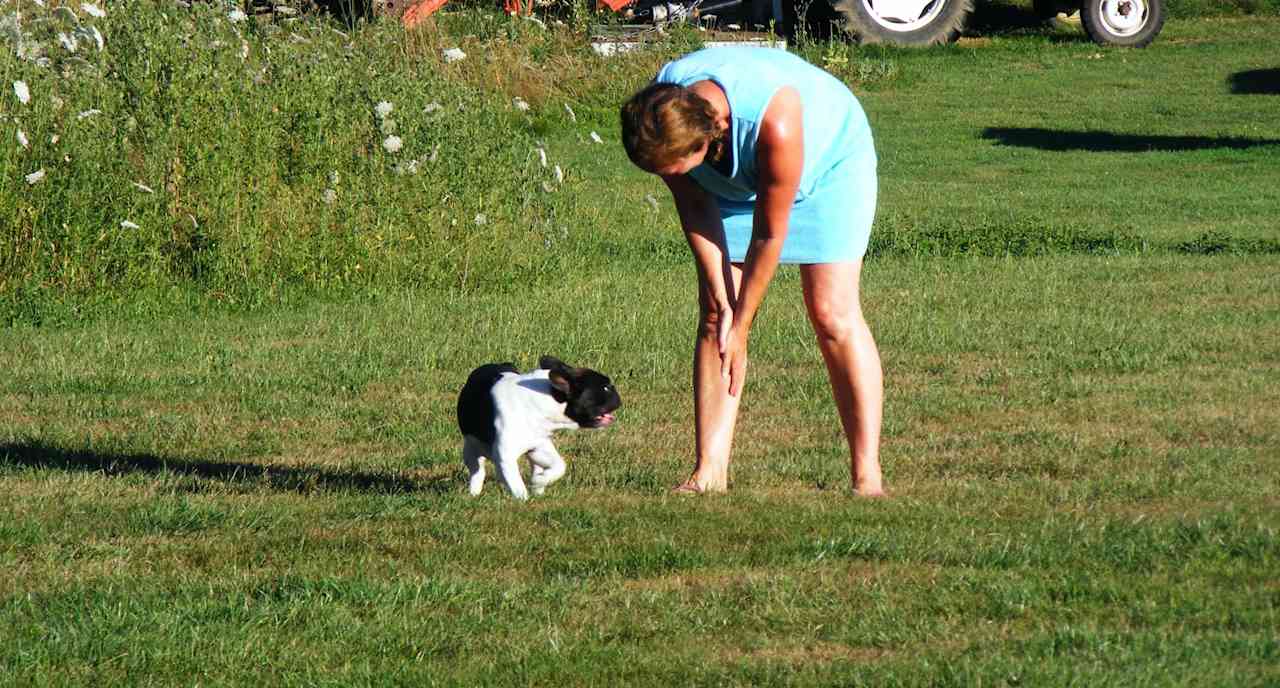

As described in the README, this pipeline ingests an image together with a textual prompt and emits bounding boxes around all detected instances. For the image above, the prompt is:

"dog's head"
[540,355,621,429]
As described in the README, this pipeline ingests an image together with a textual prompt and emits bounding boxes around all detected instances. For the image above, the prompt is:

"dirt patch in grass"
[727,640,893,664]
[620,567,789,593]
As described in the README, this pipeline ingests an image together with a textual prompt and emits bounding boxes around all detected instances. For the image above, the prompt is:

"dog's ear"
[539,355,566,371]
[541,356,573,402]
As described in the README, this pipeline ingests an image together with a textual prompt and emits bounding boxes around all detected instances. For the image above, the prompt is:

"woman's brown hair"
[620,82,721,173]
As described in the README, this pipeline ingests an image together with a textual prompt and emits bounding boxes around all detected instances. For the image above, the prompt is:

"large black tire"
[832,0,972,46]
[1080,0,1164,47]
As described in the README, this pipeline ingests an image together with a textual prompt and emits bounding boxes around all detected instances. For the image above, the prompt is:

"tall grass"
[2,1,646,306]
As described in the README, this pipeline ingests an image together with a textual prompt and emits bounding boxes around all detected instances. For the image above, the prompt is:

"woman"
[620,46,885,496]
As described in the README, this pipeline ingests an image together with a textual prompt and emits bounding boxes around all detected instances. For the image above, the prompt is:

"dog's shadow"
[0,441,456,496]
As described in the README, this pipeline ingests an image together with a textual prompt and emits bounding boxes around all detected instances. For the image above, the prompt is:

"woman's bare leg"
[799,261,885,496]
[681,263,745,492]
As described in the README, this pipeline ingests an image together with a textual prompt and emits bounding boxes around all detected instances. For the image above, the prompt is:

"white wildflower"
[77,109,102,119]
[120,220,140,230]
[727,23,741,29]
[382,135,403,154]
[13,81,30,105]
[328,170,340,186]
[423,102,442,114]
[536,147,547,167]
[50,134,59,144]
[513,97,529,111]
[72,26,101,51]
[322,188,337,204]
[82,2,105,18]
[34,0,47,6]
[564,103,576,122]
[0,19,19,56]
[25,169,45,185]
[374,101,394,119]
[554,165,563,184]
[58,31,78,52]
[644,194,659,212]
[590,131,603,144]
[228,9,248,23]
[442,47,466,63]
[132,182,155,194]
[474,213,487,226]
[16,130,28,149]
[240,40,249,61]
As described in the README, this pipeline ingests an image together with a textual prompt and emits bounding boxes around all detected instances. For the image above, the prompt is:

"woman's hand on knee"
[720,324,748,397]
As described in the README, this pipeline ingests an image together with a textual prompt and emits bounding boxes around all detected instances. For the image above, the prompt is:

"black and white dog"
[456,356,621,500]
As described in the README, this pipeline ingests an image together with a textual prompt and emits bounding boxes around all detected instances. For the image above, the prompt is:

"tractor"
[603,0,1165,47]
[392,0,1164,48]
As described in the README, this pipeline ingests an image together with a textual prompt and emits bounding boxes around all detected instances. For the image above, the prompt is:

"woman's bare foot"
[853,479,886,497]
[673,473,728,494]
[671,480,705,495]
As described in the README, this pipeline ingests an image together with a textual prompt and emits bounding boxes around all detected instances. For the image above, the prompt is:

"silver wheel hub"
[861,0,947,32]
[1098,0,1147,35]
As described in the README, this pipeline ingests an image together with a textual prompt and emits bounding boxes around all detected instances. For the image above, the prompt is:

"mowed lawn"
[2,12,1279,687]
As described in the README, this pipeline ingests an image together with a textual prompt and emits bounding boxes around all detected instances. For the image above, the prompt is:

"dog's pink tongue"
[596,413,615,427]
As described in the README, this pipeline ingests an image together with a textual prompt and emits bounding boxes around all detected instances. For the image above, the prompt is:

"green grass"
[4,2,1280,324]
[2,3,1279,686]
[3,254,1277,685]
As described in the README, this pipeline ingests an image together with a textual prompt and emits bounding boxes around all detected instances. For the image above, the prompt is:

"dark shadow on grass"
[1229,69,1280,95]
[964,0,1087,41]
[0,442,456,495]
[982,127,1280,152]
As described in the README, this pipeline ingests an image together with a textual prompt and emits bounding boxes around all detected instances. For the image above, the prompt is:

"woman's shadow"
[0,441,456,495]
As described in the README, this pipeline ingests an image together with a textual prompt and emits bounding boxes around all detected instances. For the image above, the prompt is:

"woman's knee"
[807,298,862,344]
[697,303,726,339]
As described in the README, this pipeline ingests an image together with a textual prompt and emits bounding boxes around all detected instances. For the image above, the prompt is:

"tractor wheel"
[831,0,972,46]
[1080,0,1164,47]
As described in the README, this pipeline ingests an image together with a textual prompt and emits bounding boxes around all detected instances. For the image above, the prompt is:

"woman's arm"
[663,172,737,351]
[718,87,804,395]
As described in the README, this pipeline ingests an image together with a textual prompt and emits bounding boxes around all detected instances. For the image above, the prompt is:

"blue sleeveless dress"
[655,47,877,264]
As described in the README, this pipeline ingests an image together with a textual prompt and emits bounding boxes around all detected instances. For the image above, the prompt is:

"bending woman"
[620,46,885,496]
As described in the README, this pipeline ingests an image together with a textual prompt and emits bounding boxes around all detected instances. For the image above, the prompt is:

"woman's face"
[653,140,708,177]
